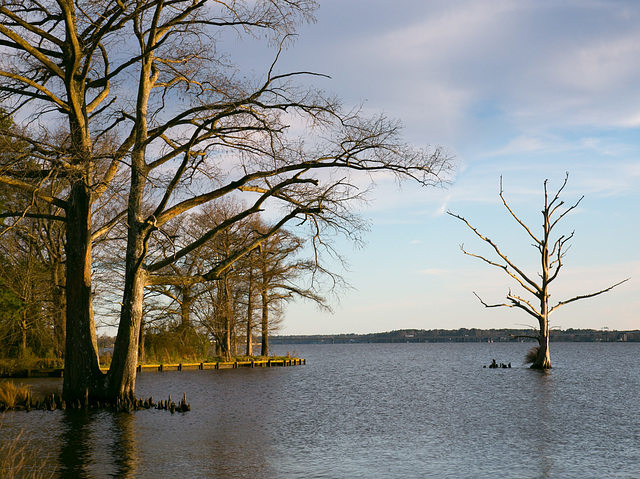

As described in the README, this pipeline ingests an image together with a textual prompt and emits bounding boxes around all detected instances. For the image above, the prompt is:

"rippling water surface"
[3,342,640,478]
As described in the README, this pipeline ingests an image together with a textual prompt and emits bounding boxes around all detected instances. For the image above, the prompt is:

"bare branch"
[549,278,630,313]
[449,211,541,294]
[499,176,541,244]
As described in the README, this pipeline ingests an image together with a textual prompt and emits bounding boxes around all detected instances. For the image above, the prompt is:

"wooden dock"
[13,358,305,378]
[132,358,305,372]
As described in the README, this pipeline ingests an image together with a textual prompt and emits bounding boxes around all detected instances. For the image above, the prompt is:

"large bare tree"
[0,0,451,404]
[448,174,628,369]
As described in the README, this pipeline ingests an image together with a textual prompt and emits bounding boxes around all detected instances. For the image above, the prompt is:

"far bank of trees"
[271,328,640,344]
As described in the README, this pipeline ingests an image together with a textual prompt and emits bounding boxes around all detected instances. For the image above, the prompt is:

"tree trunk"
[246,270,253,356]
[260,283,269,357]
[51,261,66,359]
[532,313,552,369]
[107,234,147,402]
[106,149,149,402]
[138,319,146,364]
[63,183,104,403]
[532,334,552,369]
[214,274,231,360]
[20,314,27,357]
[179,286,192,331]
[533,208,553,370]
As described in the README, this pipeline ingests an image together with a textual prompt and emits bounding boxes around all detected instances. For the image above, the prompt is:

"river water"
[2,342,639,478]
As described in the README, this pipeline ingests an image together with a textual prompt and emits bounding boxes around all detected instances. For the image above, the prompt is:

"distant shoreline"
[271,328,640,344]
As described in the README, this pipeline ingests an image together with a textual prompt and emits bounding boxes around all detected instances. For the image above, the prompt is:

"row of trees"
[0,0,450,404]
[0,173,66,360]
[0,190,329,363]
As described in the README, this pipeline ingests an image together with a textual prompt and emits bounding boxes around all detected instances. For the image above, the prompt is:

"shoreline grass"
[0,381,31,410]
[0,422,55,478]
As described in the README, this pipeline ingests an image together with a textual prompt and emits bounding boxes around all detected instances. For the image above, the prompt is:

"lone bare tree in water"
[448,174,628,369]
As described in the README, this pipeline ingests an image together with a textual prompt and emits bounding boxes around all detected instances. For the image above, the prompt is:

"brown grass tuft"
[524,346,539,364]
[0,381,30,409]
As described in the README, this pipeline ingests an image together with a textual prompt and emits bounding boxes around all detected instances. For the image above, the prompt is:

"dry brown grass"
[525,346,540,364]
[0,427,55,478]
[0,381,30,410]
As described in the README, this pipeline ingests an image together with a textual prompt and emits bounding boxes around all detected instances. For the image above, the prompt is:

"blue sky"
[270,0,639,334]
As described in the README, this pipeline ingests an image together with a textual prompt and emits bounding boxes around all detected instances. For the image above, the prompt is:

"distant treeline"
[271,328,640,344]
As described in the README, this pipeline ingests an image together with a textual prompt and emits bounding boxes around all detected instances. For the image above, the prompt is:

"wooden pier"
[10,358,305,378]
[132,358,306,372]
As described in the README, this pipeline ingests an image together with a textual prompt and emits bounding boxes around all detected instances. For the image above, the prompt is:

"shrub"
[525,346,539,364]
[0,381,30,409]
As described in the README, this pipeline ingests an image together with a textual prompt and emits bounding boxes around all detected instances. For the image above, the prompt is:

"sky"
[260,0,640,335]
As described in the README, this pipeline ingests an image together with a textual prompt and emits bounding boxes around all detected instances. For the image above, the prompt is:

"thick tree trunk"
[531,313,552,369]
[533,217,552,370]
[107,274,145,402]
[532,335,552,369]
[63,183,104,403]
[107,235,147,402]
[106,153,149,402]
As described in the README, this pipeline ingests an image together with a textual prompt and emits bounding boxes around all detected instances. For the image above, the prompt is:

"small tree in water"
[448,174,628,369]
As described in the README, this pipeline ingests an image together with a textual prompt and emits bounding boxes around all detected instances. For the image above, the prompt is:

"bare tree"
[0,183,66,358]
[448,174,628,369]
[0,0,451,404]
[253,226,329,356]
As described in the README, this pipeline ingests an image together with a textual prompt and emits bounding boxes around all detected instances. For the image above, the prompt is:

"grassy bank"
[0,357,63,379]
[2,350,301,377]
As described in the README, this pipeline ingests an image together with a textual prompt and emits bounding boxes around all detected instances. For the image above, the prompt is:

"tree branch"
[549,278,630,313]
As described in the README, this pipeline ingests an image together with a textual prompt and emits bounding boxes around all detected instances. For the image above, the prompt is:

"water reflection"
[112,413,138,478]
[58,411,93,478]
[530,369,554,478]
[58,410,138,478]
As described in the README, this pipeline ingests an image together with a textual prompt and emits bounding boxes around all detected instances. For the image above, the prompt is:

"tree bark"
[105,149,149,401]
[63,183,104,403]
[532,332,551,369]
[222,274,232,361]
[246,269,253,356]
[180,286,192,329]
[107,272,145,401]
[138,319,146,364]
[261,278,269,357]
